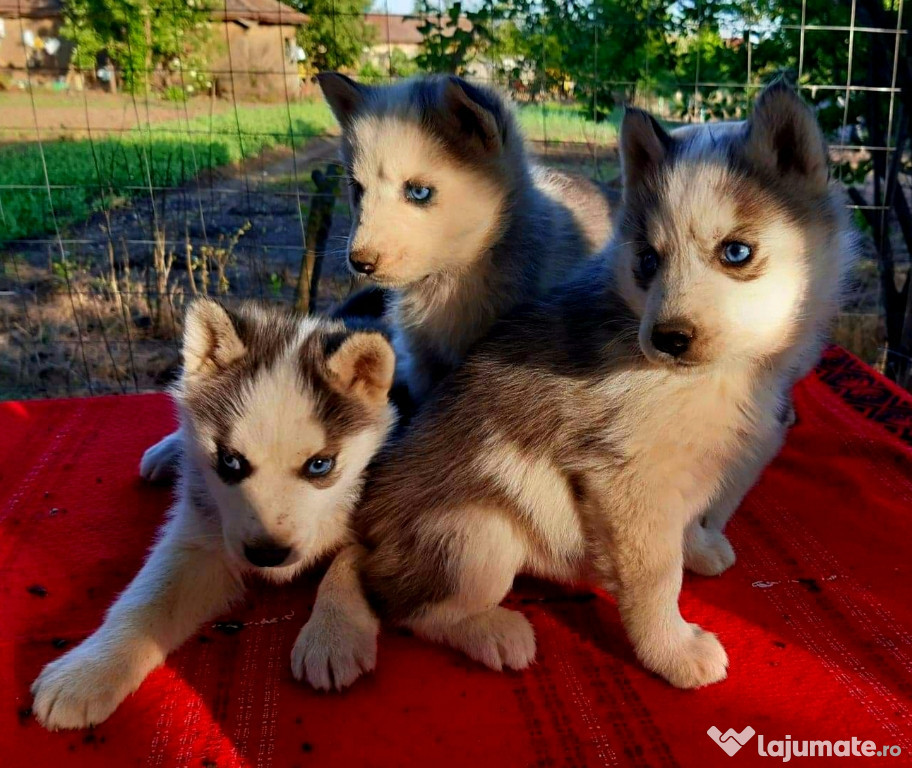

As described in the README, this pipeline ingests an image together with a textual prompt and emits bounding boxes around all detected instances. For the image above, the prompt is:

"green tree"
[60,0,104,73]
[412,1,516,76]
[490,0,674,114]
[360,48,420,82]
[291,0,375,72]
[59,0,212,94]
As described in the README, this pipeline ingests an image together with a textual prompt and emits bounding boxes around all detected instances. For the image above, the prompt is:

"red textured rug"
[2,347,912,767]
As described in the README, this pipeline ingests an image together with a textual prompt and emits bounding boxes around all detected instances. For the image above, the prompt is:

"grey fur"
[321,73,616,400]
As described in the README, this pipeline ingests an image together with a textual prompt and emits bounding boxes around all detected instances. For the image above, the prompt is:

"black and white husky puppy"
[318,73,614,399]
[31,300,396,729]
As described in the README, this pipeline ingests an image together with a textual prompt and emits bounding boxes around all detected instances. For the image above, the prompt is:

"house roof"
[0,0,61,19]
[364,13,471,47]
[0,0,306,26]
[209,0,307,27]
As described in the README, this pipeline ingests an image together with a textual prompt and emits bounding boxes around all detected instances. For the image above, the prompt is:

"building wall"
[0,16,299,99]
[366,42,421,59]
[0,16,71,81]
[211,22,300,101]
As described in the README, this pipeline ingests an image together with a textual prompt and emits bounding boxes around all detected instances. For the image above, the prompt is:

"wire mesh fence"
[0,0,907,399]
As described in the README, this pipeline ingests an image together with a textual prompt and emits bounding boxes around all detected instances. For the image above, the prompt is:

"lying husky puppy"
[140,73,613,483]
[31,300,396,729]
[296,82,855,690]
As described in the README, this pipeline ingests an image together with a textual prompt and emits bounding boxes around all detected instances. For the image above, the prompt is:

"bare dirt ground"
[0,91,231,143]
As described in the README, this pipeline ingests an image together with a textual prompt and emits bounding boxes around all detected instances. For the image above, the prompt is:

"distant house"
[209,0,307,99]
[0,0,307,99]
[362,12,481,77]
[363,13,425,60]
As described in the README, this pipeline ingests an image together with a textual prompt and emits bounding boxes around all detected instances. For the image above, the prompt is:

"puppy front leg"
[139,428,183,483]
[614,512,728,689]
[31,511,242,730]
[685,416,787,576]
[292,543,379,691]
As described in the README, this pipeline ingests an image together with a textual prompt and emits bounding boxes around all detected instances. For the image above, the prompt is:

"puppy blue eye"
[216,446,251,484]
[638,249,659,280]
[303,456,334,478]
[404,183,433,204]
[723,242,752,265]
[223,454,241,471]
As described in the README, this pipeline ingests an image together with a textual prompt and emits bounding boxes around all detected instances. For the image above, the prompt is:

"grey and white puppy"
[295,82,856,691]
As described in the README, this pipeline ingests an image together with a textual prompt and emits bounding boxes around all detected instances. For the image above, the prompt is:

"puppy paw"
[444,607,537,672]
[684,526,736,577]
[31,642,145,730]
[291,609,379,691]
[139,433,180,484]
[647,625,729,689]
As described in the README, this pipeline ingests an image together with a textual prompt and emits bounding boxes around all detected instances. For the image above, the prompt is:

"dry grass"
[1,245,892,400]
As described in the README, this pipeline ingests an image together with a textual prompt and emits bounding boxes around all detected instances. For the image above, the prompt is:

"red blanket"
[2,348,911,767]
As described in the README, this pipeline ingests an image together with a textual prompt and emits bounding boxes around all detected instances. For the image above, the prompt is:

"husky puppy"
[297,82,855,691]
[31,299,396,729]
[139,73,613,483]
[319,72,614,400]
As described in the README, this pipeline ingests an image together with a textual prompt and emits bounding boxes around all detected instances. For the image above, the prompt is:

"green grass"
[0,98,618,243]
[0,100,335,243]
[517,102,622,146]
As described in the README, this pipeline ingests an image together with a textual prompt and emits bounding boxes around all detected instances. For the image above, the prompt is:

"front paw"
[291,610,379,692]
[139,434,180,484]
[31,641,146,730]
[446,607,537,672]
[684,526,736,577]
[643,624,729,689]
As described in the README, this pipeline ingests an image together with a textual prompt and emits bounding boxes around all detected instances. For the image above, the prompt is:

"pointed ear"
[181,299,246,377]
[743,81,828,191]
[437,76,504,153]
[325,331,395,407]
[620,107,673,193]
[316,72,368,128]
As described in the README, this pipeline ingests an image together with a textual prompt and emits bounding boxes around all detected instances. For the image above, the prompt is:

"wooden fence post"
[295,163,342,314]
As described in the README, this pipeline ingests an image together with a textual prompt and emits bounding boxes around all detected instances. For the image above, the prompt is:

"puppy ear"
[316,72,368,128]
[743,80,828,192]
[620,107,673,193]
[325,331,395,407]
[437,76,504,153]
[182,298,246,377]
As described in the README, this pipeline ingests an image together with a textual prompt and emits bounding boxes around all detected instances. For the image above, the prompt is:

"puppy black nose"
[243,542,291,568]
[349,257,376,275]
[651,322,695,358]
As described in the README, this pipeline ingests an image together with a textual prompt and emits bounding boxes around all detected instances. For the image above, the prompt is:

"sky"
[370,0,484,13]
[371,0,413,10]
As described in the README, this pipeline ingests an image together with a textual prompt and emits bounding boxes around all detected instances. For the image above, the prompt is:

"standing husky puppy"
[139,73,613,482]
[31,300,395,729]
[297,82,855,690]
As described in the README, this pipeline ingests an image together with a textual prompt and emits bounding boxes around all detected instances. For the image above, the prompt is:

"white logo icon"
[708,726,757,756]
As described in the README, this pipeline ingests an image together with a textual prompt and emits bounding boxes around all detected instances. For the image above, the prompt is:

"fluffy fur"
[31,300,396,729]
[319,72,615,400]
[138,73,614,482]
[297,82,857,691]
